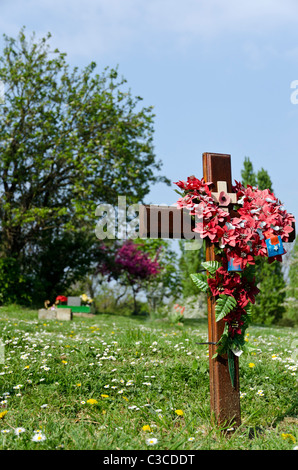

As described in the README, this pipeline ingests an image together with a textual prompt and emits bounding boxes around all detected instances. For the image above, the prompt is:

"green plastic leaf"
[215,295,237,322]
[245,302,253,316]
[228,349,236,388]
[190,273,209,292]
[174,189,184,196]
[201,261,221,275]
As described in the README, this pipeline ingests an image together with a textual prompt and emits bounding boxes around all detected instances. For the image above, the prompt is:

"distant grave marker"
[67,297,81,307]
[38,308,72,321]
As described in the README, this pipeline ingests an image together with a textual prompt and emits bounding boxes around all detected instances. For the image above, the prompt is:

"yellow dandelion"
[87,398,98,405]
[101,394,109,398]
[0,410,8,419]
[142,425,152,432]
[282,433,296,443]
[248,363,255,368]
[175,409,184,416]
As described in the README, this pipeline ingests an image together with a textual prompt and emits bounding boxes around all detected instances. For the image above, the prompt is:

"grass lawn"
[0,304,297,450]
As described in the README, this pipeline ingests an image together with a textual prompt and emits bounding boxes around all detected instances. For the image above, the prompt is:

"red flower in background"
[56,295,67,304]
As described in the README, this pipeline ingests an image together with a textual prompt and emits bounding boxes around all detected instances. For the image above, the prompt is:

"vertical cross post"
[203,152,241,428]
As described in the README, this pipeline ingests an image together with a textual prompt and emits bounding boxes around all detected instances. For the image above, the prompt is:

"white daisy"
[146,437,158,445]
[14,427,26,435]
[32,433,46,442]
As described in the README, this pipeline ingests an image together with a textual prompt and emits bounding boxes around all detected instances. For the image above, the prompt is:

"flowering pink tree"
[97,240,161,313]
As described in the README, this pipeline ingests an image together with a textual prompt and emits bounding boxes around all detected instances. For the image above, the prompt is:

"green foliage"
[0,28,169,305]
[190,273,209,293]
[179,241,206,297]
[139,239,182,314]
[215,294,237,322]
[95,284,149,316]
[252,259,286,325]
[0,257,31,305]
[256,168,273,192]
[201,260,220,275]
[241,156,257,187]
[283,237,298,325]
[228,348,236,387]
[27,231,98,305]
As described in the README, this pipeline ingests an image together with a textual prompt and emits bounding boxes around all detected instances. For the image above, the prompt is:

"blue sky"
[1,0,298,225]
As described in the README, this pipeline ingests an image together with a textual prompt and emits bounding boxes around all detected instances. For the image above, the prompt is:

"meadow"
[0,305,297,451]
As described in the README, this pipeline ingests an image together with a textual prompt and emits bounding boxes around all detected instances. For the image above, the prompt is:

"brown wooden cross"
[139,152,296,428]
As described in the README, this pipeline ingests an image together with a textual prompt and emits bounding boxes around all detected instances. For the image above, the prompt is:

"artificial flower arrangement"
[80,294,93,305]
[55,295,68,305]
[44,295,67,310]
[175,176,295,370]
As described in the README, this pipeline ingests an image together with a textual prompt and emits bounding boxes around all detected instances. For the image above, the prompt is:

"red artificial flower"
[56,295,67,303]
[218,224,237,248]
[218,191,231,206]
[223,308,245,337]
[194,219,220,241]
[280,224,294,241]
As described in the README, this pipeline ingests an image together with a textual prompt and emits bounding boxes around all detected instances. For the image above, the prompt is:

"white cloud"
[1,0,298,60]
[147,0,298,36]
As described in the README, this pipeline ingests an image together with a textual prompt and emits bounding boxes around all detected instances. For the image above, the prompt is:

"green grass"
[0,305,297,450]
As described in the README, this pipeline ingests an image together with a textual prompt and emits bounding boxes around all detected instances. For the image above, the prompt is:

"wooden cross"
[211,181,237,211]
[139,152,296,428]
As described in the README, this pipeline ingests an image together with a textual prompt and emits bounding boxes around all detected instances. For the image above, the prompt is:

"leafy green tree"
[96,238,181,315]
[179,240,206,297]
[0,29,169,305]
[284,237,298,324]
[241,156,257,187]
[256,167,273,191]
[141,239,182,314]
[240,157,286,324]
[252,260,286,325]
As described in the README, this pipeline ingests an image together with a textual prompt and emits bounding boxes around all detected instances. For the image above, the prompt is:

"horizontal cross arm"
[139,204,196,239]
[138,204,295,242]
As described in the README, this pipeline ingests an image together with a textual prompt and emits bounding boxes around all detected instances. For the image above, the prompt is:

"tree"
[251,260,286,325]
[240,157,286,324]
[179,240,205,297]
[284,236,298,324]
[0,28,169,305]
[96,239,161,314]
[139,239,182,314]
[256,167,273,191]
[96,238,181,315]
[241,156,257,187]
